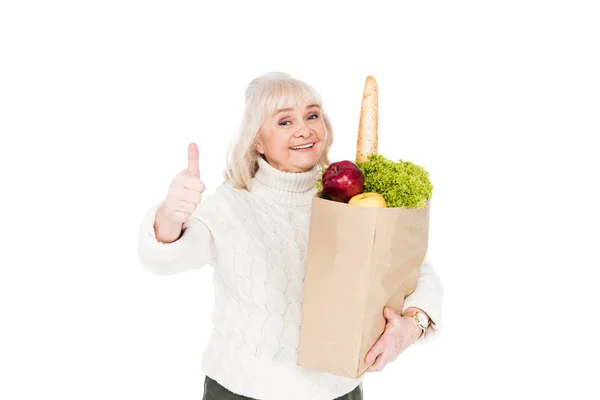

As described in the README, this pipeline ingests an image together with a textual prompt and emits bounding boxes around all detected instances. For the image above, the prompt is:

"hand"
[159,143,206,225]
[364,307,423,373]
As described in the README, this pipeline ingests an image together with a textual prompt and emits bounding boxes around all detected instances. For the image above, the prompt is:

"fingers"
[161,143,204,225]
[166,210,190,225]
[170,187,203,205]
[187,142,200,177]
[165,198,197,215]
[367,353,387,372]
[173,199,197,215]
[365,338,386,365]
[364,307,406,373]
[178,174,206,193]
[163,199,197,224]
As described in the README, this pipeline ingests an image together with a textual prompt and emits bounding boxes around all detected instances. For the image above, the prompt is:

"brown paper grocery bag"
[297,194,430,378]
[297,75,431,378]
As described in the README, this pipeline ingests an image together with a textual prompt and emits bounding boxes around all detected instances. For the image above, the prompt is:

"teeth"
[291,143,314,150]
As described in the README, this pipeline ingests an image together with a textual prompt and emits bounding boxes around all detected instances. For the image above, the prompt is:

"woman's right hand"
[154,143,206,243]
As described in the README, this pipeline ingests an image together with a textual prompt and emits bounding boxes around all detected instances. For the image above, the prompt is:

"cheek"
[275,136,291,151]
[317,122,328,140]
[263,134,292,158]
[316,142,326,157]
[260,131,283,151]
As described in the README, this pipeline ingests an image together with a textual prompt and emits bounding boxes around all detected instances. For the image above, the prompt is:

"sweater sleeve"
[137,198,217,275]
[402,258,444,344]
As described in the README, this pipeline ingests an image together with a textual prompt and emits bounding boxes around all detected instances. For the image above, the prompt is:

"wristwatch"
[405,310,429,337]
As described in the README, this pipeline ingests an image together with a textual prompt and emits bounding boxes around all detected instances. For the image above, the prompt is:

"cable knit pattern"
[138,157,443,400]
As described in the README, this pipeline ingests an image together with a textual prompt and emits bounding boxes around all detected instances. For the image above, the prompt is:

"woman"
[138,72,444,400]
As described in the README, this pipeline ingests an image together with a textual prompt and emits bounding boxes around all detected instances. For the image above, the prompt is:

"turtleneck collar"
[250,157,319,207]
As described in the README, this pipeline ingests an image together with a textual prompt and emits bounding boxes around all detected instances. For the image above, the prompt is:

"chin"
[289,162,316,172]
[286,145,323,171]
[289,158,318,172]
[293,154,319,166]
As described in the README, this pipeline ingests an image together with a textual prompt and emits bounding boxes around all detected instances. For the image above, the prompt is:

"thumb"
[384,307,400,323]
[187,142,200,177]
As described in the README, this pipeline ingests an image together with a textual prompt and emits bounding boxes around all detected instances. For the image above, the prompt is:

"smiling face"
[255,100,327,173]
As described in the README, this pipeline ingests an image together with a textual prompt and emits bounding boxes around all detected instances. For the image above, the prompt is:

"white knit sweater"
[138,157,443,400]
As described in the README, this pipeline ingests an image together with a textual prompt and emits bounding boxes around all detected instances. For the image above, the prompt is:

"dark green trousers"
[202,376,363,400]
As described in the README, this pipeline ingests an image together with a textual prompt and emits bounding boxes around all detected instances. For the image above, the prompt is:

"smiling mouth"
[290,143,315,150]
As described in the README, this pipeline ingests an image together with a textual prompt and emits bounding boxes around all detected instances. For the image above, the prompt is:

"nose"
[294,120,312,138]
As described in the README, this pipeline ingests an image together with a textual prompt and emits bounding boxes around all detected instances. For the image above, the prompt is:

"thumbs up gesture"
[159,143,207,226]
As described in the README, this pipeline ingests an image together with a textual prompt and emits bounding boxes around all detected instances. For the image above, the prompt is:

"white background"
[1,1,599,399]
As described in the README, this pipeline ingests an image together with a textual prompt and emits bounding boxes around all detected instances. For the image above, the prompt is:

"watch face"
[416,312,429,329]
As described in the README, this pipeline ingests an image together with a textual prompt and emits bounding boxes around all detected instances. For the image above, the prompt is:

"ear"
[255,138,264,154]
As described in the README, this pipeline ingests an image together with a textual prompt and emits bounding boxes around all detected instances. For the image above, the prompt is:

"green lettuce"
[316,169,324,192]
[356,154,433,208]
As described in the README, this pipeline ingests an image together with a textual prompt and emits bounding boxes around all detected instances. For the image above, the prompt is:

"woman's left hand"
[364,307,423,372]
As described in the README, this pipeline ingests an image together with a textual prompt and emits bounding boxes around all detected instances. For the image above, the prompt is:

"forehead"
[263,81,321,116]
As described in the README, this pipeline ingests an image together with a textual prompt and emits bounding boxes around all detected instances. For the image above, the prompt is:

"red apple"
[321,160,365,203]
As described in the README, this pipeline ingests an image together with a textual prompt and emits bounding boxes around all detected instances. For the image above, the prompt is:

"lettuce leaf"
[316,168,325,191]
[356,154,433,208]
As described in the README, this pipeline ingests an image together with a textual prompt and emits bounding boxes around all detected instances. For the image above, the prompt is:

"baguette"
[356,76,378,163]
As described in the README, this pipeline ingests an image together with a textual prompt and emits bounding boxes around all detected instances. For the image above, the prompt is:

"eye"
[307,113,319,120]
[279,120,291,126]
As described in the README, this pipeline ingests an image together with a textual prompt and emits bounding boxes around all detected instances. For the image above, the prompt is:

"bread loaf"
[356,76,378,162]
